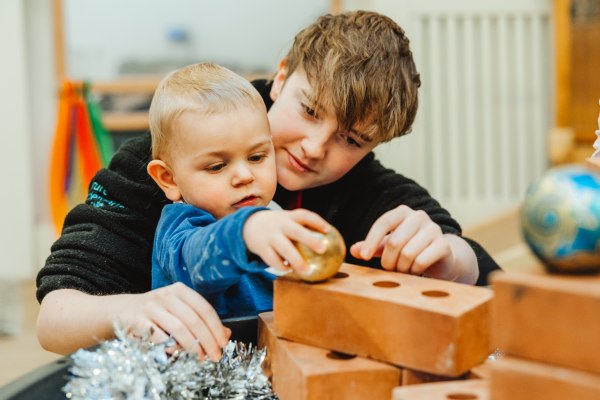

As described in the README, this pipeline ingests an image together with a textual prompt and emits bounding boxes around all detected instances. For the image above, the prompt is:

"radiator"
[373,0,552,227]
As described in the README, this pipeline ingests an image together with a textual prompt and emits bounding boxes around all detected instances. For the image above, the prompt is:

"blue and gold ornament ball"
[521,165,600,273]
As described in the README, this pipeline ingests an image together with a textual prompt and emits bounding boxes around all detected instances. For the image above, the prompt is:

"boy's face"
[268,67,378,191]
[164,106,276,219]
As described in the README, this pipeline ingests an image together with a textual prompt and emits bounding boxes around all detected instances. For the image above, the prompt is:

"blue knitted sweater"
[151,203,275,317]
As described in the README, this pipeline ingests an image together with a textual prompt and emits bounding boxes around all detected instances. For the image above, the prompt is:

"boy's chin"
[277,174,319,192]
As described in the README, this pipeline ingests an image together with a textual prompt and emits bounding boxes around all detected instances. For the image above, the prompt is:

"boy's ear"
[270,59,288,102]
[147,159,181,202]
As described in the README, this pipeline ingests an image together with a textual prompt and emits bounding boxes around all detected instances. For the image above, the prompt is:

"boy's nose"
[301,128,330,160]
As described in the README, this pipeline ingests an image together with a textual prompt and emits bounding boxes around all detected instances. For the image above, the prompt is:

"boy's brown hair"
[149,62,265,160]
[283,10,421,143]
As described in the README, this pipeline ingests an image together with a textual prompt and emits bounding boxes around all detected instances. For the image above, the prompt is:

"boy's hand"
[116,283,231,361]
[243,209,331,273]
[349,205,461,280]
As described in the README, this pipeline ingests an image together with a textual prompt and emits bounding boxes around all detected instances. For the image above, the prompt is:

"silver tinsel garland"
[63,324,277,400]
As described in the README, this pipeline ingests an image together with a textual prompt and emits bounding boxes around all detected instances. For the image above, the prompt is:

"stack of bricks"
[258,263,494,399]
[490,271,600,399]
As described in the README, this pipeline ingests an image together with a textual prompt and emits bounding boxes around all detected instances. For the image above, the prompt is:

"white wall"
[64,0,329,80]
[25,0,331,275]
[0,1,35,280]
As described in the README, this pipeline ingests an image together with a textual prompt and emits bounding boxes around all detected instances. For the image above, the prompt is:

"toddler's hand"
[243,209,331,273]
[350,205,457,279]
[116,283,230,361]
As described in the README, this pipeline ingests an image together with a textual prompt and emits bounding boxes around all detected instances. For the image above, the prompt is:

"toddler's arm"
[154,206,329,296]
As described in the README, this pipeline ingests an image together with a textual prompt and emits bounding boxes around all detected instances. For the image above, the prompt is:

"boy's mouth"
[233,195,259,208]
[287,151,314,173]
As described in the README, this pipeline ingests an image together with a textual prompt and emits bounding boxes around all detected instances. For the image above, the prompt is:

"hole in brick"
[333,272,349,279]
[422,290,449,297]
[326,351,357,360]
[446,394,478,399]
[373,280,400,288]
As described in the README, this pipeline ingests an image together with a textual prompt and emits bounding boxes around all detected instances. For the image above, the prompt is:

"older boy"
[147,63,329,324]
[37,11,500,359]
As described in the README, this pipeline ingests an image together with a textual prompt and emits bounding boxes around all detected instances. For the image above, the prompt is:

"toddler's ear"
[270,59,288,102]
[147,160,181,201]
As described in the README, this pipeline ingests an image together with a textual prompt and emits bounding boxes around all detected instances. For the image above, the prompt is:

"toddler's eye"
[248,153,267,163]
[206,163,225,172]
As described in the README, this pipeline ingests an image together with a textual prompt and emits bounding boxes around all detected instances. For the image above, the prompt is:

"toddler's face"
[268,67,378,191]
[167,106,276,219]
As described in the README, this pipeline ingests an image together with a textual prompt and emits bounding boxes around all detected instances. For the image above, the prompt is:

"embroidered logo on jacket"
[87,182,125,209]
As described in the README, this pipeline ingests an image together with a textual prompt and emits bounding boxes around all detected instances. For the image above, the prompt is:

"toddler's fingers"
[272,238,307,273]
[290,209,331,233]
[260,247,295,272]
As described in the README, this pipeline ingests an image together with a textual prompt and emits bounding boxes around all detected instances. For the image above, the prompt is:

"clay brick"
[274,263,493,376]
[401,368,464,386]
[491,271,600,374]
[468,358,494,380]
[490,357,600,400]
[258,312,401,400]
[392,379,490,400]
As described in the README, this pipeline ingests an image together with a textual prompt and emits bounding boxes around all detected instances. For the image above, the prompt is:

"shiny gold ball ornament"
[290,226,346,282]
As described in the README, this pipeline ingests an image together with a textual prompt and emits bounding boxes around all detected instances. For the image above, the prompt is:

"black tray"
[0,314,259,400]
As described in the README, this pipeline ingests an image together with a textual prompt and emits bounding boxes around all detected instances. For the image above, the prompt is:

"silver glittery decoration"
[63,323,277,400]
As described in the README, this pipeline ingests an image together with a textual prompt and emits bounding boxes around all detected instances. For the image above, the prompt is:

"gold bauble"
[289,226,346,282]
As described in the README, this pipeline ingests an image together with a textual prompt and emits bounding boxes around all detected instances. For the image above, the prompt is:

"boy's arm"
[36,135,228,358]
[303,153,499,285]
[37,134,164,302]
[349,205,478,284]
[37,286,229,360]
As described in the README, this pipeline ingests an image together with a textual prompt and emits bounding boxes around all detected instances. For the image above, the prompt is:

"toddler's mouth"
[233,195,259,208]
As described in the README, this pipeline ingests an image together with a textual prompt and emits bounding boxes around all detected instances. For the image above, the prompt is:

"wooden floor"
[0,281,60,387]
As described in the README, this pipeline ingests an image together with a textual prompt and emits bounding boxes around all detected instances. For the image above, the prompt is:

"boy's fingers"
[361,207,409,259]
[179,287,230,349]
[150,306,204,355]
[131,321,169,344]
[412,238,453,277]
[380,220,421,271]
[350,240,386,260]
[350,242,363,258]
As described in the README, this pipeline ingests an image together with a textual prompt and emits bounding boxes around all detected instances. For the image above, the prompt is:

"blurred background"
[0,0,598,386]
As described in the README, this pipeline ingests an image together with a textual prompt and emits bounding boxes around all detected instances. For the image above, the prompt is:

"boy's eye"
[341,133,362,148]
[301,102,317,118]
[206,163,226,172]
[248,153,267,163]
